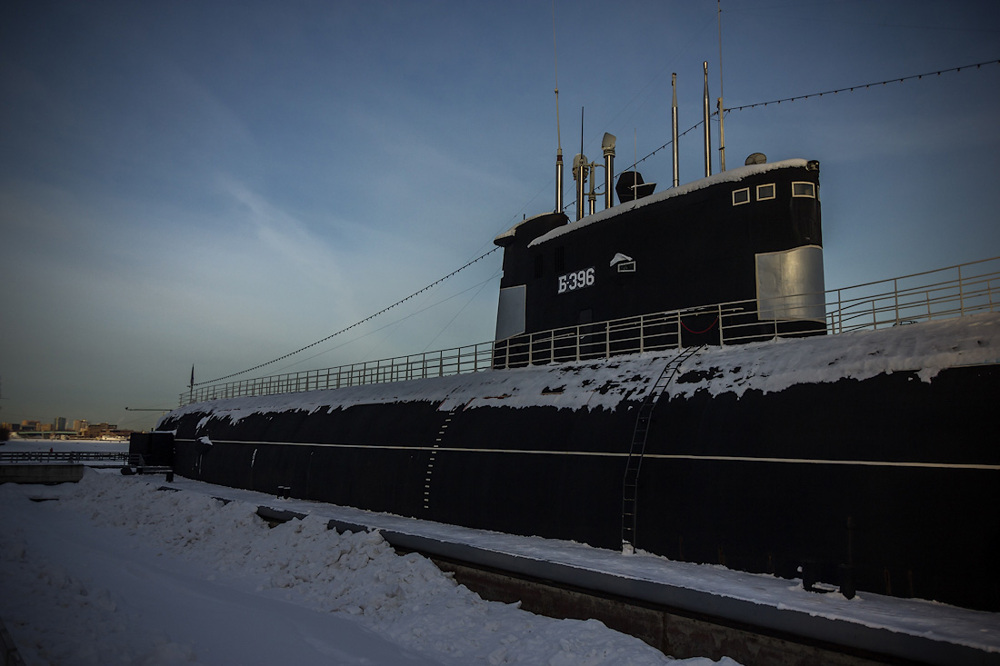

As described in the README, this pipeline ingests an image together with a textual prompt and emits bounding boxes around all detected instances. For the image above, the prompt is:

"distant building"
[83,423,117,439]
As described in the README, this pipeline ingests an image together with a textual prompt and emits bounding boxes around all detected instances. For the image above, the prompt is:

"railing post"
[605,322,611,359]
[893,277,900,326]
[836,288,843,334]
[958,264,965,315]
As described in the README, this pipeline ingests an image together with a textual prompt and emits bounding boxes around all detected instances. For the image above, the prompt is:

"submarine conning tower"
[492,155,826,363]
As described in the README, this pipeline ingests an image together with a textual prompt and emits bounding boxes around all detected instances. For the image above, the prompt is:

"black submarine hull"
[158,319,1000,612]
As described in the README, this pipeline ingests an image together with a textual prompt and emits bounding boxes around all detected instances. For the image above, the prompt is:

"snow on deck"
[160,312,1000,426]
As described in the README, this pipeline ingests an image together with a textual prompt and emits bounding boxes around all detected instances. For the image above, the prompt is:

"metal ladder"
[621,344,704,553]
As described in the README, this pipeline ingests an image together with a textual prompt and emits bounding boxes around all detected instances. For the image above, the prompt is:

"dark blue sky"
[2,0,999,428]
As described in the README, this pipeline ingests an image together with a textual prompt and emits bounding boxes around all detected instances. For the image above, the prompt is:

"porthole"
[732,187,750,206]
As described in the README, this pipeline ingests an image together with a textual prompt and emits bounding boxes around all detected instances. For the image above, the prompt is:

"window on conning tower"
[792,182,816,198]
[757,183,776,201]
[732,188,750,206]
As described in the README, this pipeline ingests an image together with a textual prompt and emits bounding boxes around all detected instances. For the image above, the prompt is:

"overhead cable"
[196,247,500,386]
[618,58,1000,176]
[725,58,1000,112]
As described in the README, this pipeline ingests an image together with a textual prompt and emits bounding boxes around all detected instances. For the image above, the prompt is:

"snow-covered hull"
[157,314,1000,612]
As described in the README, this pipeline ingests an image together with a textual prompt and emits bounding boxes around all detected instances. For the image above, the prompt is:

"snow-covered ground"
[3,442,998,665]
[0,441,736,665]
[138,470,1000,660]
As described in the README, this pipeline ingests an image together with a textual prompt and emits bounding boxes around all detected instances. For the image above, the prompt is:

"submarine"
[146,70,1000,613]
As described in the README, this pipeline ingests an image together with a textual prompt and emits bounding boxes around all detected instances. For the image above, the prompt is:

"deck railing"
[0,451,131,464]
[183,343,496,404]
[180,256,1000,405]
[825,256,999,334]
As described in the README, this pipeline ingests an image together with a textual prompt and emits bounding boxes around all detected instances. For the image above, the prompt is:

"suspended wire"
[196,247,500,386]
[564,59,1000,210]
[604,57,1000,181]
[725,58,999,112]
[421,269,500,352]
[260,272,502,376]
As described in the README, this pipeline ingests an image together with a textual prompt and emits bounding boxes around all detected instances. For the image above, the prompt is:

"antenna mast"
[717,0,727,171]
[553,0,564,213]
[703,61,712,178]
[671,72,679,187]
[574,107,587,221]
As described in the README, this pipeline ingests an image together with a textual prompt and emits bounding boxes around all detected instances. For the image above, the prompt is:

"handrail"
[0,451,131,464]
[180,256,1000,406]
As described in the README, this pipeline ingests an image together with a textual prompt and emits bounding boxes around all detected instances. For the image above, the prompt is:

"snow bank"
[176,475,1000,657]
[0,471,736,665]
